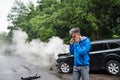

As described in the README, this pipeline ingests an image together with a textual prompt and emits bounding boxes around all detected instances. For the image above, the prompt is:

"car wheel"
[106,60,120,75]
[59,62,71,73]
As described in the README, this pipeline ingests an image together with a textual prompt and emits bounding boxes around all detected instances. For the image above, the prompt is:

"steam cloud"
[10,30,69,66]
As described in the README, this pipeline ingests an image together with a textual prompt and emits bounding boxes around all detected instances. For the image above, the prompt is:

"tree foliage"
[7,0,120,43]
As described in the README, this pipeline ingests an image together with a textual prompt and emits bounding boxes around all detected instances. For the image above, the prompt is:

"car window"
[91,43,107,52]
[108,42,120,49]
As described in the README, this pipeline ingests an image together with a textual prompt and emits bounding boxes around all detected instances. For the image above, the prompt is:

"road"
[50,66,120,80]
[0,54,60,80]
[0,54,120,80]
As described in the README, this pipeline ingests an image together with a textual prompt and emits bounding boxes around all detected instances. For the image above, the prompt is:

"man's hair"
[69,27,80,35]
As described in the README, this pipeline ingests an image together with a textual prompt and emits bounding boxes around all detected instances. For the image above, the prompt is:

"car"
[56,39,120,75]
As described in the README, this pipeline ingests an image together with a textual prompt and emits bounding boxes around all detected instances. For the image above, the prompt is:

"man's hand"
[75,34,80,43]
[70,38,74,44]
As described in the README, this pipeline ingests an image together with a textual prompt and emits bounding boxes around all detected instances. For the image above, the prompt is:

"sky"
[0,0,37,33]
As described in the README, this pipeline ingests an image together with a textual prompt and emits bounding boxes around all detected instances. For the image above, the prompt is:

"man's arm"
[69,44,74,55]
[69,38,75,55]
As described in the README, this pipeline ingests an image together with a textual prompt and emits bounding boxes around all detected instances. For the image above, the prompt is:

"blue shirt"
[69,36,91,67]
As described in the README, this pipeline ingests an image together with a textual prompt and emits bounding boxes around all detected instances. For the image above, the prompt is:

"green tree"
[91,0,120,39]
[7,0,120,43]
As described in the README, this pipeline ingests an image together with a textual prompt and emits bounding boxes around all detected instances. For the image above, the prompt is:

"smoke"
[0,42,6,54]
[10,30,69,66]
[0,34,10,55]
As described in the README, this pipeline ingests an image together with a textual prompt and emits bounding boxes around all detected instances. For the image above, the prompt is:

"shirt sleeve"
[69,44,74,55]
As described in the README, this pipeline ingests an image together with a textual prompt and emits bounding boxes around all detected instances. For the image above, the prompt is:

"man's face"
[72,33,81,43]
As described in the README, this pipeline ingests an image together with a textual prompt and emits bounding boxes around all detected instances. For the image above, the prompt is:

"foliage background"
[7,0,120,44]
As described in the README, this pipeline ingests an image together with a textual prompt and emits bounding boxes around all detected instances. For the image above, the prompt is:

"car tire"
[59,62,71,73]
[106,60,120,75]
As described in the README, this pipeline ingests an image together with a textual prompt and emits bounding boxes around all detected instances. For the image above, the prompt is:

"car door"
[90,43,108,70]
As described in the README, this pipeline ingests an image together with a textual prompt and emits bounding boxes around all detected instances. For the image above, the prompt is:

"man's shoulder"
[82,36,90,42]
[86,37,90,42]
[82,37,90,44]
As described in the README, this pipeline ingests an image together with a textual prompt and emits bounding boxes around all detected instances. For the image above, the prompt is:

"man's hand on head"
[70,38,74,44]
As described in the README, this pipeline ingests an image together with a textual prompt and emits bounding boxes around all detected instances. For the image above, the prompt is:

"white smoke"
[0,43,6,54]
[0,35,11,55]
[11,30,69,66]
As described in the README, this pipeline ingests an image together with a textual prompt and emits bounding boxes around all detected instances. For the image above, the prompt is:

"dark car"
[56,39,120,75]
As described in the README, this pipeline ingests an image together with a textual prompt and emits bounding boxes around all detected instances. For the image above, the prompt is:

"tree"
[7,0,120,43]
[91,0,120,39]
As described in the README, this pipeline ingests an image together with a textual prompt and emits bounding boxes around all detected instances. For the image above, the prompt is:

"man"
[69,28,91,80]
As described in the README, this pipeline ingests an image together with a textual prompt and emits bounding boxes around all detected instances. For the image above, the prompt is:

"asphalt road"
[0,54,120,80]
[0,54,60,80]
[52,73,120,80]
[50,65,120,80]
